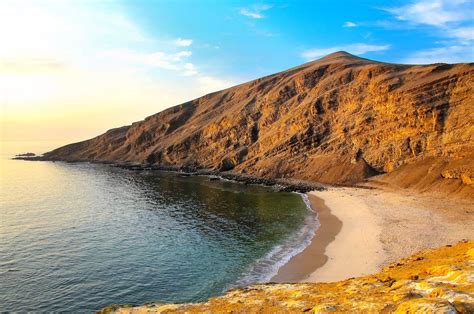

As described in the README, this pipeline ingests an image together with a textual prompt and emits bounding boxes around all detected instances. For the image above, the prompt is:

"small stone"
[460,173,472,185]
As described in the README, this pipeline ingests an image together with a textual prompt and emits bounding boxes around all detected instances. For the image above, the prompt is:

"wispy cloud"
[343,21,358,28]
[239,4,278,37]
[239,4,272,19]
[447,26,474,43]
[175,38,193,47]
[402,45,473,64]
[98,49,195,75]
[183,63,198,76]
[302,43,390,60]
[386,0,469,27]
[384,0,473,63]
[384,1,473,42]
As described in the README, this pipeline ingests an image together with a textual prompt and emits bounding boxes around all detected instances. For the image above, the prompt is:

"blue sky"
[118,0,473,78]
[1,0,473,141]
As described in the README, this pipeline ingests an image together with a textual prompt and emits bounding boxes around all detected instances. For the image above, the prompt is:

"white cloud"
[402,45,474,64]
[183,63,198,76]
[240,8,263,19]
[343,21,358,28]
[301,43,390,60]
[385,1,473,43]
[387,0,468,27]
[239,4,272,19]
[447,26,474,43]
[97,49,193,74]
[175,38,193,47]
[386,0,473,64]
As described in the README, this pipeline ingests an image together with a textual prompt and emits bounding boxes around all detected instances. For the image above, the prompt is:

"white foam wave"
[232,193,320,287]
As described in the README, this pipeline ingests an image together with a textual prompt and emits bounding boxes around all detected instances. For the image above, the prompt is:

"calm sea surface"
[0,141,316,312]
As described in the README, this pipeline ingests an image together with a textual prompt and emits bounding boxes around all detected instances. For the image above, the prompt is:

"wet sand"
[271,193,342,282]
[303,189,386,282]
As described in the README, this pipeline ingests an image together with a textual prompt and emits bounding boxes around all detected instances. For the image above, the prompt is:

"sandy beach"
[273,187,474,283]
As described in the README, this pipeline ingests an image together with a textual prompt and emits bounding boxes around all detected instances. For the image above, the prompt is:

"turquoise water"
[0,142,316,312]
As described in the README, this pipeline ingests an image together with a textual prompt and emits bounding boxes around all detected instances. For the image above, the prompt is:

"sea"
[0,141,318,312]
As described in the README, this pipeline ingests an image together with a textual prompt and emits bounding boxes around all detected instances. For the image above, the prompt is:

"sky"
[1,0,473,143]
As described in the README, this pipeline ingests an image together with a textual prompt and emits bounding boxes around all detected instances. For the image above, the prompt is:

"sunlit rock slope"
[44,52,474,198]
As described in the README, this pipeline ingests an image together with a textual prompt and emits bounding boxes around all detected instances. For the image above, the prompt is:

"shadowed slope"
[44,52,474,197]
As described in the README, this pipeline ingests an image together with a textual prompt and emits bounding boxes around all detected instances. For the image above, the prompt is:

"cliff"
[100,240,474,313]
[44,52,474,198]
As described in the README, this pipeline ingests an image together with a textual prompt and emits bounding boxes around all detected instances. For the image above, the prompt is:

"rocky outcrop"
[43,52,474,198]
[100,240,474,313]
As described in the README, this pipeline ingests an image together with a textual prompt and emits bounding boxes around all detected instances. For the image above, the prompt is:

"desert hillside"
[43,52,474,198]
[101,240,474,313]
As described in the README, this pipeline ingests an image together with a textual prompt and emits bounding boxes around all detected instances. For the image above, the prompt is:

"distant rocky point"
[16,152,36,157]
[13,152,43,160]
[34,52,474,199]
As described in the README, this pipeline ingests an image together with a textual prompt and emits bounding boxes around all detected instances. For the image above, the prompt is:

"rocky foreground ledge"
[99,240,474,313]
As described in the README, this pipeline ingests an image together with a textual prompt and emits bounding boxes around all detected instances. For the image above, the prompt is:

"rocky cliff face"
[100,240,474,313]
[44,52,474,197]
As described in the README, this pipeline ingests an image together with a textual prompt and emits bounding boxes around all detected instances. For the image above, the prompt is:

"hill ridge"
[317,50,359,60]
[42,53,474,199]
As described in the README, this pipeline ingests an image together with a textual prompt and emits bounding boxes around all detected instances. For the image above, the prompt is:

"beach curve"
[273,186,474,284]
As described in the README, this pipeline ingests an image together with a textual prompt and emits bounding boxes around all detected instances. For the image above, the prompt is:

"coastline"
[272,186,474,283]
[10,156,474,288]
[303,189,386,282]
[271,193,342,282]
[11,158,325,194]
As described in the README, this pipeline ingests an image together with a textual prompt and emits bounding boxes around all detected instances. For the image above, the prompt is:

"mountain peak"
[43,53,473,200]
[320,51,359,60]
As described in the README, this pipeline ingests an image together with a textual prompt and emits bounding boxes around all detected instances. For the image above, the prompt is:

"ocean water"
[0,142,317,312]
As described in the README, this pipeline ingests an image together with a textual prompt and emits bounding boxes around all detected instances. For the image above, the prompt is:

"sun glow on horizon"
[0,1,238,142]
[1,0,472,142]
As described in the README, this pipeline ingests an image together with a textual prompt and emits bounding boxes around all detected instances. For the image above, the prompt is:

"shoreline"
[303,189,386,282]
[10,157,474,286]
[11,158,325,194]
[272,187,474,284]
[271,193,342,282]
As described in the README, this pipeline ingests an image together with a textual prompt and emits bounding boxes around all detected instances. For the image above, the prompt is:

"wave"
[232,193,320,287]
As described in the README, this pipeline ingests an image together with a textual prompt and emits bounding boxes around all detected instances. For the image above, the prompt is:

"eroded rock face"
[99,240,474,313]
[44,52,474,195]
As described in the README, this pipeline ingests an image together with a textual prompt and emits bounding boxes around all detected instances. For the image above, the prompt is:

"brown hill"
[44,52,474,198]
